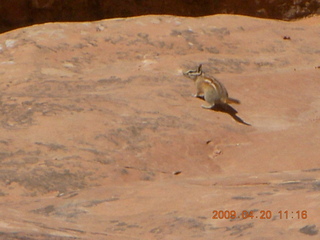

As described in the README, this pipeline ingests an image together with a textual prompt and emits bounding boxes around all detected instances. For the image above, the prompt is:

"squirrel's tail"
[226,97,240,104]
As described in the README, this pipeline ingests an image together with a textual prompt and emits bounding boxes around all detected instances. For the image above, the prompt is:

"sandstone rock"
[0,14,319,239]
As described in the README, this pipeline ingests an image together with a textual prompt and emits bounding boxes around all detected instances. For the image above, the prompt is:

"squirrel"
[183,64,240,109]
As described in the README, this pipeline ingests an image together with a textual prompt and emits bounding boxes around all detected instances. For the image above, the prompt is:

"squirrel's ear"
[197,64,202,73]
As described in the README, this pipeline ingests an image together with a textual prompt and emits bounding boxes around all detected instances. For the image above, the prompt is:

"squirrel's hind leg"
[201,104,215,109]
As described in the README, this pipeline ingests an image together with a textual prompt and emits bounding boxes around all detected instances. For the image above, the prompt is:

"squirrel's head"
[183,64,203,80]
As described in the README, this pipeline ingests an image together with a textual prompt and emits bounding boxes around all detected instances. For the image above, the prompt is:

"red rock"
[0,14,319,239]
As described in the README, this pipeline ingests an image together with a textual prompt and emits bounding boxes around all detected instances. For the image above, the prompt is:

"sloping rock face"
[0,14,319,239]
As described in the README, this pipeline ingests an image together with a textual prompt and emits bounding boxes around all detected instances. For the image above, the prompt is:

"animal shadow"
[194,95,251,126]
[212,104,251,126]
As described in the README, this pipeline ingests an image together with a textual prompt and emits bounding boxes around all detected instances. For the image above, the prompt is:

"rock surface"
[0,14,319,239]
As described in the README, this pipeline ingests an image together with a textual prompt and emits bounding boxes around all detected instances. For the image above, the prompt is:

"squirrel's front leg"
[193,89,204,98]
[193,93,203,98]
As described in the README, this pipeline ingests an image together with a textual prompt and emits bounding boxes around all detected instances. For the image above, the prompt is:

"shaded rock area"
[0,14,320,239]
[1,0,320,33]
